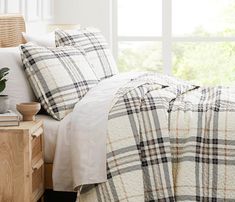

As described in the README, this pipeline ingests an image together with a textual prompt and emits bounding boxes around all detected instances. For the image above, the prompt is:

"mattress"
[37,114,60,163]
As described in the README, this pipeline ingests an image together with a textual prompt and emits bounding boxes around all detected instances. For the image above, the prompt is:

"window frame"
[112,0,235,75]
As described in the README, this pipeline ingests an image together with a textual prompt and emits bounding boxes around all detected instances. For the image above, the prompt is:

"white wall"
[0,0,113,46]
[0,0,54,34]
[54,0,113,45]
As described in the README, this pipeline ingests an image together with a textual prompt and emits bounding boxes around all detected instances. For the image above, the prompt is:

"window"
[113,0,235,85]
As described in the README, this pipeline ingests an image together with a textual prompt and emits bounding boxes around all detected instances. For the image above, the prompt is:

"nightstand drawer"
[0,120,44,202]
[31,127,43,166]
[32,160,44,201]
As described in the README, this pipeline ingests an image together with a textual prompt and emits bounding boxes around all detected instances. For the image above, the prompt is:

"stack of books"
[0,110,19,127]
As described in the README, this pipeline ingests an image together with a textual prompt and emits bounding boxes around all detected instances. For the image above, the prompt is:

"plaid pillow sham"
[55,28,119,80]
[20,43,98,120]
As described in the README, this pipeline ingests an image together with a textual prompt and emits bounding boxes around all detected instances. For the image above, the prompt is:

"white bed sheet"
[37,114,60,163]
[53,72,143,191]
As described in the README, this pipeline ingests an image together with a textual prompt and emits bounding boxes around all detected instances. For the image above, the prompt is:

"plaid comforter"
[80,73,235,202]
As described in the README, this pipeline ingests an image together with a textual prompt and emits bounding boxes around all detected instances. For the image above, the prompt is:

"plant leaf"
[0,80,6,93]
[1,72,9,79]
[0,67,9,75]
[0,67,9,80]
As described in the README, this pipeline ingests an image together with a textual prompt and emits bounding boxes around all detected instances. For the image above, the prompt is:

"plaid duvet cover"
[80,73,235,202]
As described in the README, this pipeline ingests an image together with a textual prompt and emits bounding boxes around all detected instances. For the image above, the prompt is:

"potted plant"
[0,67,10,113]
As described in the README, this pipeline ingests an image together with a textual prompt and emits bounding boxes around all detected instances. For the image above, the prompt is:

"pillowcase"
[22,32,55,47]
[55,28,118,80]
[20,43,99,120]
[0,47,36,112]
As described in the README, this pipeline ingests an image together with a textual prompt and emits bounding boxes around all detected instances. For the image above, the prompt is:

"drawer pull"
[32,127,43,138]
[32,159,44,171]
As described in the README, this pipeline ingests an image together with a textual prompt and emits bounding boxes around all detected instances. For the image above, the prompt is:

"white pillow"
[22,32,55,47]
[0,47,36,112]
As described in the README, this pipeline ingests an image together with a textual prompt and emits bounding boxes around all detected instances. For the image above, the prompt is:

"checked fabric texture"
[80,73,235,202]
[20,43,98,120]
[55,28,118,80]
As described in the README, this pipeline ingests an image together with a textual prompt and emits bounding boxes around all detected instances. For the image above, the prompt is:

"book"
[0,110,19,121]
[0,120,19,127]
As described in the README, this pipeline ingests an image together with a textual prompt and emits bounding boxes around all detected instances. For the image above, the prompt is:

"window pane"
[173,0,235,37]
[173,42,235,85]
[118,42,163,72]
[118,0,162,36]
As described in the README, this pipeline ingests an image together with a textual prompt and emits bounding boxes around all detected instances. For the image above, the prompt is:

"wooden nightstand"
[0,119,44,202]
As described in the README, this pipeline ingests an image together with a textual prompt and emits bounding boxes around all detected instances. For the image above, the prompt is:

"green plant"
[0,67,10,94]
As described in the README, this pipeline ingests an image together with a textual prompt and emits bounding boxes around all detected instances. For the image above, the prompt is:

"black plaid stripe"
[20,43,98,120]
[139,93,174,201]
[104,85,175,201]
[55,29,118,80]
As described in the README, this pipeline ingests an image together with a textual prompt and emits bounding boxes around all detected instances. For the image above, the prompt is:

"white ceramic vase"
[0,95,9,113]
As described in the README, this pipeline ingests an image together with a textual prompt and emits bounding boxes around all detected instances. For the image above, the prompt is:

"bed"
[1,14,235,202]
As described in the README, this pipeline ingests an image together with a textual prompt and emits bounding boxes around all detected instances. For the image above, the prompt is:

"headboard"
[0,14,26,47]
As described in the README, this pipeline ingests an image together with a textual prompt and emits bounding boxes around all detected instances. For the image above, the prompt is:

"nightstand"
[0,119,44,202]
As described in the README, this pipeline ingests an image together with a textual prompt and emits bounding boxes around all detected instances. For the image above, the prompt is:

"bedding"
[37,114,60,163]
[22,32,55,47]
[55,28,118,80]
[0,47,35,111]
[20,43,99,120]
[52,72,235,201]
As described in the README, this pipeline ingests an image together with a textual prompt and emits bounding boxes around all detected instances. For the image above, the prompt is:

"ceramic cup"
[16,102,41,121]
